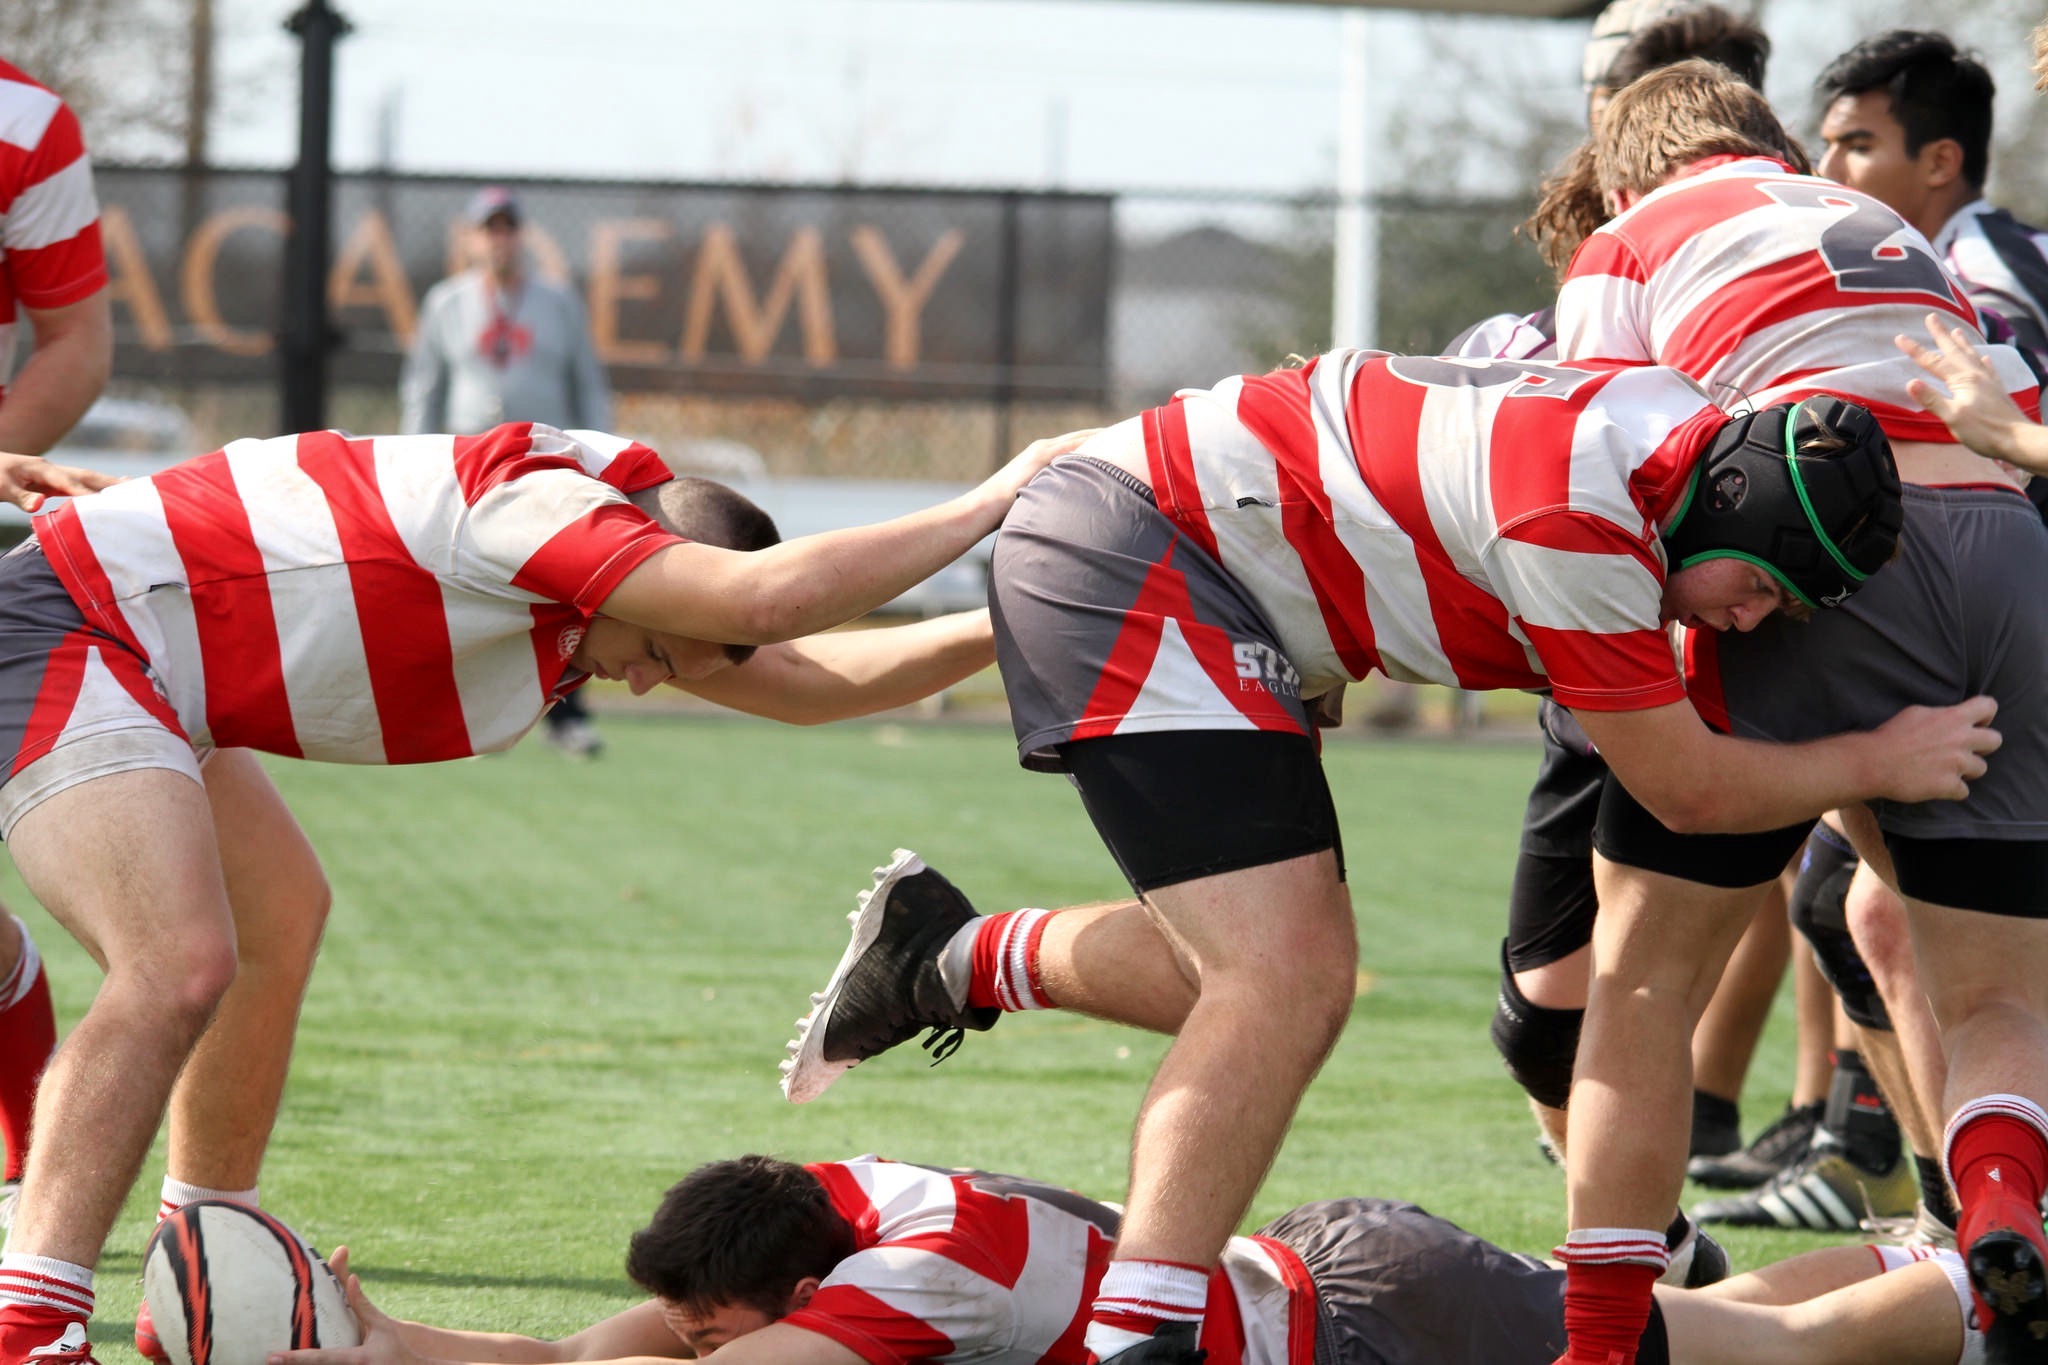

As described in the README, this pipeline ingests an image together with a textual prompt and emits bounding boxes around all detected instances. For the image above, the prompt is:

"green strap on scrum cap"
[1779,399,1870,586]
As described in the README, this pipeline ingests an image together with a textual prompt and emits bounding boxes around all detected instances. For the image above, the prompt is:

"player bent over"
[781,351,1997,1365]
[282,1151,1993,1365]
[0,420,1072,1365]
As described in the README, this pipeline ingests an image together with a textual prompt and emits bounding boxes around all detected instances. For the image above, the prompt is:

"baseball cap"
[465,186,523,227]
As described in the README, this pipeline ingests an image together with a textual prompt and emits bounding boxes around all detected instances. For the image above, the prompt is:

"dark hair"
[627,477,780,664]
[626,1156,857,1317]
[1815,30,1994,189]
[1605,4,1770,91]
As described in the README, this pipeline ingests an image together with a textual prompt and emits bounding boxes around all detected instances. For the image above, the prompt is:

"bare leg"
[1033,900,1196,1034]
[1566,861,1767,1232]
[1660,1260,1963,1365]
[1841,863,1945,1160]
[1691,874,1791,1105]
[164,750,332,1191]
[1901,898,2048,1133]
[1111,850,1356,1265]
[4,769,237,1266]
[1790,940,1834,1108]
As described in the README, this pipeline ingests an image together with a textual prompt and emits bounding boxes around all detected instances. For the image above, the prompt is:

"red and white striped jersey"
[1934,198,2048,367]
[787,1157,1315,1365]
[35,423,677,763]
[0,61,105,405]
[1144,351,1719,712]
[1555,156,2041,441]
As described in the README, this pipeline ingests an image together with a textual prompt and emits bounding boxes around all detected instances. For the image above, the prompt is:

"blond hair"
[2034,18,2048,91]
[1595,58,1810,200]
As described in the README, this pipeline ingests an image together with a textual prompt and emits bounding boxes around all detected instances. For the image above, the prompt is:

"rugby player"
[1518,60,2048,1365]
[779,341,1995,1365]
[276,1152,1988,1365]
[0,421,1072,1365]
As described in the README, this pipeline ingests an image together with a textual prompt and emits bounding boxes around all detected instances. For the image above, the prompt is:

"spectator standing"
[401,186,613,757]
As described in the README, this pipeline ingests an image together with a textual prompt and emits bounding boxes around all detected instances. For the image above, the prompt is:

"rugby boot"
[1660,1213,1729,1288]
[134,1299,167,1362]
[1688,1099,1823,1190]
[1864,1200,1961,1251]
[1095,1322,1208,1364]
[781,849,998,1103]
[1968,1215,2048,1364]
[1692,1135,1914,1230]
[0,1308,98,1364]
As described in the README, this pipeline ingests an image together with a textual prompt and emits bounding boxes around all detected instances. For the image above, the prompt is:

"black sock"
[1822,1050,1900,1173]
[1692,1089,1741,1155]
[1915,1154,1960,1229]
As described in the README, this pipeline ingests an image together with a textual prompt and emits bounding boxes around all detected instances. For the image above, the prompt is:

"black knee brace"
[1787,829,1892,1031]
[1490,942,1585,1110]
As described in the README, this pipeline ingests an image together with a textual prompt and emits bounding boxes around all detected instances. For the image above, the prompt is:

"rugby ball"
[142,1201,360,1365]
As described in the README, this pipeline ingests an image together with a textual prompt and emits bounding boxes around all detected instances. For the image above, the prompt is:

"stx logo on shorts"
[1232,642,1302,698]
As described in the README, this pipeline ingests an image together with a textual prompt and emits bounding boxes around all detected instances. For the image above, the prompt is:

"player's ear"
[785,1277,824,1314]
[1923,137,1965,189]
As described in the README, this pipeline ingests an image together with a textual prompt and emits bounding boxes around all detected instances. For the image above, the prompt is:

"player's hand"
[0,451,120,513]
[269,1259,419,1365]
[1871,695,2001,803]
[1896,314,2032,465]
[983,428,1102,506]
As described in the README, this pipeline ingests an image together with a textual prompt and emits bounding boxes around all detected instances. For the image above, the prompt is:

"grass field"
[6,713,1847,1359]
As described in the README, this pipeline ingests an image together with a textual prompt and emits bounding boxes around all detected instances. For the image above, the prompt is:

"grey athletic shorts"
[0,541,201,838]
[990,456,1315,771]
[1686,484,2048,907]
[1257,1198,1668,1365]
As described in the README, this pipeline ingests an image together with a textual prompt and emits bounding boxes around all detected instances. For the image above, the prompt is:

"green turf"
[3,714,1848,1357]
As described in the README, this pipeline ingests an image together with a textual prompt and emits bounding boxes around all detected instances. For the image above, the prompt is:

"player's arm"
[1898,312,2048,474]
[598,433,1091,645]
[1570,696,2000,834]
[399,296,452,435]
[671,610,993,724]
[275,1271,691,1365]
[0,292,111,456]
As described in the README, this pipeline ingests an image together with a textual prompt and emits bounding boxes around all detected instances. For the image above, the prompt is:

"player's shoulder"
[0,62,71,160]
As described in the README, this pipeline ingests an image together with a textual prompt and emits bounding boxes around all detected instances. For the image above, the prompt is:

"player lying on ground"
[778,344,1997,1365]
[1511,60,2048,1365]
[0,420,1077,1365]
[274,1152,1990,1365]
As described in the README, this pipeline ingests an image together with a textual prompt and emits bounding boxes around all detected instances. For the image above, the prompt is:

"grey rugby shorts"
[990,456,1315,771]
[0,541,200,838]
[1256,1198,1668,1365]
[1688,483,2048,905]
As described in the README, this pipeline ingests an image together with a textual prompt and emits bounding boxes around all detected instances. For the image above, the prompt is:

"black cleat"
[1097,1322,1208,1364]
[781,849,999,1103]
[1661,1214,1730,1289]
[1970,1226,2048,1364]
[1689,1099,1823,1190]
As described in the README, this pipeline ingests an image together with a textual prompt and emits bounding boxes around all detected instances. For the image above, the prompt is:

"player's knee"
[1491,957,1584,1110]
[1789,851,1892,1030]
[152,937,241,1030]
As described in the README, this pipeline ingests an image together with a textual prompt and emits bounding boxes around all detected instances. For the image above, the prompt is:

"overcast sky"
[198,0,1584,193]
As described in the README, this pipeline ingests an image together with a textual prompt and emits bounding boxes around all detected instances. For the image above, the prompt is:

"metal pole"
[991,191,1022,470]
[279,0,352,434]
[1331,9,1378,351]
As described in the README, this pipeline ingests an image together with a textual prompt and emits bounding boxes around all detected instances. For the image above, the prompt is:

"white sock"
[159,1176,259,1223]
[0,1251,93,1316]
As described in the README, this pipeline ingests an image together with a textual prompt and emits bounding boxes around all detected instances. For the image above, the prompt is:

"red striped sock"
[0,935,54,1184]
[1084,1257,1208,1360]
[965,909,1053,1012]
[0,1251,94,1319]
[1553,1228,1668,1365]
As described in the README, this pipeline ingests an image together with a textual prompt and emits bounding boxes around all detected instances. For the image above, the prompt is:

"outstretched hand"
[1895,314,2037,468]
[0,451,119,513]
[270,1248,417,1365]
[1872,695,2002,804]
